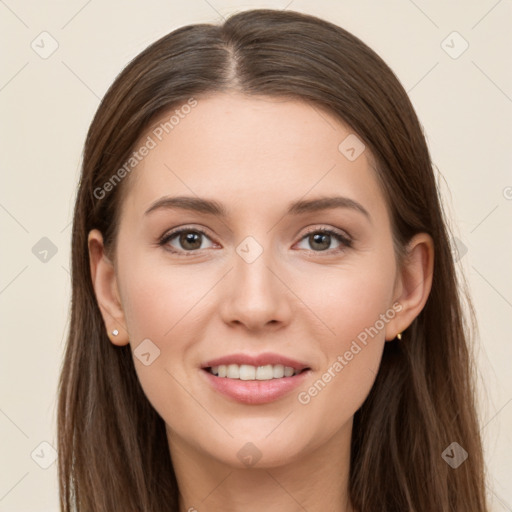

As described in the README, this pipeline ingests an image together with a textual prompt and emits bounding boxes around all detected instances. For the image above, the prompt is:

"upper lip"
[201,352,311,372]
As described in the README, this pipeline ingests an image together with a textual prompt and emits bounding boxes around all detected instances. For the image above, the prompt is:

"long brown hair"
[57,8,489,511]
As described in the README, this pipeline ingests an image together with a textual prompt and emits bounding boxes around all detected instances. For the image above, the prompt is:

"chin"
[203,435,308,470]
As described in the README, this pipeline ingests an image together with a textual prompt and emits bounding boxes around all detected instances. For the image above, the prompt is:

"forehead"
[121,92,388,222]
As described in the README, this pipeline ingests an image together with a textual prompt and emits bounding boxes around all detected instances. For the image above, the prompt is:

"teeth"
[257,365,274,380]
[272,364,284,378]
[208,364,302,380]
[284,366,295,377]
[227,364,239,379]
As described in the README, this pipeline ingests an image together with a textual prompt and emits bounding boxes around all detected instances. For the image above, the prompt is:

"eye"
[158,226,353,256]
[159,227,215,255]
[295,227,352,253]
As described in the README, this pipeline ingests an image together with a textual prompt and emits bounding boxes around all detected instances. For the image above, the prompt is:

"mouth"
[200,352,311,381]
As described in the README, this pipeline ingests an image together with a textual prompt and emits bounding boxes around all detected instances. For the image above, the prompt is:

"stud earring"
[396,332,402,340]
[112,329,119,336]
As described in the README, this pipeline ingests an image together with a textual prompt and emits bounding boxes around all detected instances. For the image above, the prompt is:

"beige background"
[1,0,511,510]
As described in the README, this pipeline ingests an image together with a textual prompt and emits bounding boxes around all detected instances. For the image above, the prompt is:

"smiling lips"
[201,352,312,404]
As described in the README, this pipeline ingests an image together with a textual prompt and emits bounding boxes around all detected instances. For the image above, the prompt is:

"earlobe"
[385,233,434,341]
[88,229,130,346]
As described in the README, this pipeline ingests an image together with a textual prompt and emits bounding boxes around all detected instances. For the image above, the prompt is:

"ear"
[88,229,129,346]
[385,233,434,341]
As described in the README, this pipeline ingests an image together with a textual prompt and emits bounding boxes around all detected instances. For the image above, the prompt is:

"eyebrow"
[144,195,371,222]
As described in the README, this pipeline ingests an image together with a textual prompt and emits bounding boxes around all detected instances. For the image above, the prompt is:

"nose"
[219,241,293,332]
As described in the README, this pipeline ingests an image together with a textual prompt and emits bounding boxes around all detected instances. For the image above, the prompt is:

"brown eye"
[159,228,214,254]
[296,228,352,253]
[177,231,203,250]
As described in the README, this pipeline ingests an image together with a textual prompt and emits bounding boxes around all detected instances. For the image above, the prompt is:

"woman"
[57,8,489,511]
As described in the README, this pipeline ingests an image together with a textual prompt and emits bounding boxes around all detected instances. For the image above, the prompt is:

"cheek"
[296,252,396,345]
[118,256,211,343]
[291,255,395,424]
[117,258,210,428]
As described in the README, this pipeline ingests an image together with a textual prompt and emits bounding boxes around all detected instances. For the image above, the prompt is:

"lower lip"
[201,368,311,405]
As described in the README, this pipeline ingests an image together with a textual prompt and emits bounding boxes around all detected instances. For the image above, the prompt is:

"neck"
[167,420,355,512]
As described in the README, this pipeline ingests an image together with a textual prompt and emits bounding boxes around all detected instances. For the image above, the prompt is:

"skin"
[88,92,434,512]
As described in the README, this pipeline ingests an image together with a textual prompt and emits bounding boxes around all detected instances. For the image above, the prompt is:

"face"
[98,92,406,469]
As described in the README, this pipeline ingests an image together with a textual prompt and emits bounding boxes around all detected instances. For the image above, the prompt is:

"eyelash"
[158,225,353,257]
